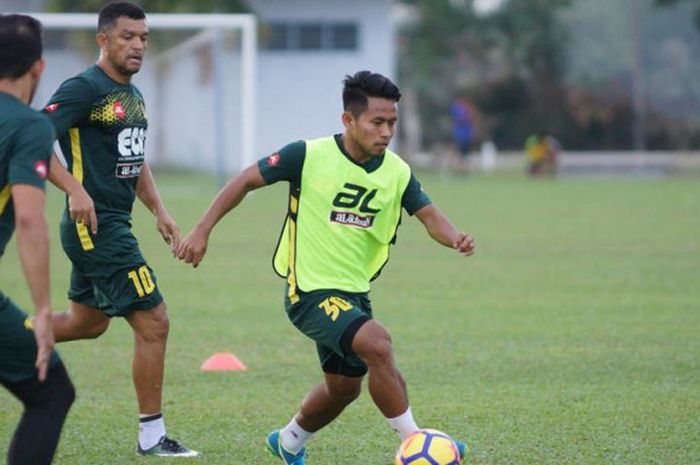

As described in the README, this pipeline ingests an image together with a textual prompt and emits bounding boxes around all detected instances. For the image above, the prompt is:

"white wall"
[22,0,396,173]
[246,0,395,157]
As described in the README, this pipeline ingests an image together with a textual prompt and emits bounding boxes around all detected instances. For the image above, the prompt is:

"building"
[9,0,396,173]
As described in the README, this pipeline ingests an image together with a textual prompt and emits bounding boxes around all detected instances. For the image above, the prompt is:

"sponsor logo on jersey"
[117,127,146,157]
[113,101,126,119]
[116,162,143,178]
[267,152,281,167]
[329,210,375,229]
[34,160,48,179]
[44,103,59,112]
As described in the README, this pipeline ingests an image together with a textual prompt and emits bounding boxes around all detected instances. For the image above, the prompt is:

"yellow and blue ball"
[395,429,461,465]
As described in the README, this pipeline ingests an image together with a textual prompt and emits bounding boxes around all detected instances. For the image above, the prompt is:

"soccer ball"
[395,429,461,465]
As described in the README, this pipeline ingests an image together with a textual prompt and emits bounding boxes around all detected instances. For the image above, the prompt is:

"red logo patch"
[113,101,126,119]
[267,153,281,167]
[44,103,59,113]
[34,160,48,179]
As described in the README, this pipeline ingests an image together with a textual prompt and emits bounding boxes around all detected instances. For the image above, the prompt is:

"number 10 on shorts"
[127,265,155,297]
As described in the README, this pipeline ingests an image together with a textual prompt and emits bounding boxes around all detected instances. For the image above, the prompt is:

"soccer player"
[0,14,75,465]
[41,2,197,457]
[177,71,475,464]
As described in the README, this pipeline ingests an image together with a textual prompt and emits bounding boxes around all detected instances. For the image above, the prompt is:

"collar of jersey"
[334,134,385,174]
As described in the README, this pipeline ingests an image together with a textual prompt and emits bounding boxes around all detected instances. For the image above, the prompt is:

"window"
[266,23,289,50]
[331,23,357,50]
[262,21,358,51]
[298,23,323,50]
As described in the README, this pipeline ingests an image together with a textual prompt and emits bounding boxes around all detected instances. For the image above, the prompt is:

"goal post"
[29,13,258,180]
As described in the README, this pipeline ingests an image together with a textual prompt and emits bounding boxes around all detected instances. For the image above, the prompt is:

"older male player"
[42,2,197,457]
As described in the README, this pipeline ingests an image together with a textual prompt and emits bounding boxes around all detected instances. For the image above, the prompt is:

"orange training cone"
[200,352,248,372]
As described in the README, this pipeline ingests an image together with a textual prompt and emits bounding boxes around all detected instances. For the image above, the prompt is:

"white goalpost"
[30,13,258,180]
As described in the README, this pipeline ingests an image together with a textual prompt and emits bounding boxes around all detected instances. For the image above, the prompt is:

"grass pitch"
[1,169,699,465]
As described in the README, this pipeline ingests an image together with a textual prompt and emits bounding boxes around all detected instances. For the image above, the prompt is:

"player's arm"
[44,76,98,233]
[177,163,266,268]
[48,152,97,234]
[136,161,180,252]
[414,204,475,256]
[12,183,53,381]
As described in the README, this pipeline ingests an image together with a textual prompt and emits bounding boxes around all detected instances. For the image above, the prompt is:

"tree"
[654,0,700,30]
[397,0,574,150]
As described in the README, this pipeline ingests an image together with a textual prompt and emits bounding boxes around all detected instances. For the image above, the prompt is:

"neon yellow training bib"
[273,136,411,301]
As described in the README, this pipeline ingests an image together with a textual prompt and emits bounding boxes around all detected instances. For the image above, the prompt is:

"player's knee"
[353,322,394,366]
[135,307,170,343]
[85,318,109,339]
[327,382,362,403]
[53,373,76,415]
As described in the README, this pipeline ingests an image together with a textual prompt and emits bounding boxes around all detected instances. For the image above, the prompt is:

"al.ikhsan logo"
[113,101,126,119]
[34,160,48,179]
[267,153,281,167]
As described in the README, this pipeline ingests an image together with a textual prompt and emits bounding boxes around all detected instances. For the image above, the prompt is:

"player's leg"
[51,300,110,342]
[352,320,468,460]
[51,265,110,342]
[295,372,363,432]
[125,301,168,416]
[125,301,199,457]
[0,294,75,465]
[4,362,75,465]
[267,373,362,464]
[350,319,419,437]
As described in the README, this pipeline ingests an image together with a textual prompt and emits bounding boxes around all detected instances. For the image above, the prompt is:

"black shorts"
[285,288,371,377]
[0,291,61,384]
[60,215,163,317]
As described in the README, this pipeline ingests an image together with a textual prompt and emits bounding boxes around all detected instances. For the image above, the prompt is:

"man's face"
[344,97,398,158]
[99,17,148,76]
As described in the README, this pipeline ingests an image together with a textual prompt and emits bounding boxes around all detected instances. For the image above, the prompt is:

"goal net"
[31,13,257,179]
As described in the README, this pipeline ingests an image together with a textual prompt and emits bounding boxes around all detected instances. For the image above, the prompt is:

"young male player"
[0,14,75,465]
[177,71,474,464]
[41,2,197,457]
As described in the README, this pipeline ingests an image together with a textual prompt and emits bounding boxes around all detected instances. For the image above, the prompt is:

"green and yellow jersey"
[0,92,54,257]
[258,135,431,299]
[42,64,148,224]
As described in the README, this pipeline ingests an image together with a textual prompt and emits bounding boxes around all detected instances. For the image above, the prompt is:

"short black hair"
[342,71,401,116]
[98,1,146,32]
[0,14,43,79]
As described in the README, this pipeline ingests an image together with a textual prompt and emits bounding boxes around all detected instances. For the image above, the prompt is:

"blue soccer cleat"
[266,430,307,465]
[454,438,468,461]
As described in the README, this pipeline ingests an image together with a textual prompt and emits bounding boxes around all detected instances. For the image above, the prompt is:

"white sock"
[139,413,166,450]
[387,407,420,440]
[280,417,314,454]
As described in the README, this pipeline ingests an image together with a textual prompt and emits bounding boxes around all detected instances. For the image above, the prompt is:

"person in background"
[450,95,476,173]
[525,133,559,177]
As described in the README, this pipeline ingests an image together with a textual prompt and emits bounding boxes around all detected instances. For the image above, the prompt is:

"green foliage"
[653,0,700,29]
[398,0,574,149]
[399,0,700,150]
[1,170,699,464]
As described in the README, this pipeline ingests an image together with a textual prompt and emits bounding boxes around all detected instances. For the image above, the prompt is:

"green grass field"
[1,169,699,465]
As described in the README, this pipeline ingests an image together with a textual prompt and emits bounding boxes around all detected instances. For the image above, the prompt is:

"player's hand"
[156,211,181,255]
[453,232,475,256]
[177,228,209,268]
[68,186,98,234]
[32,310,55,382]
